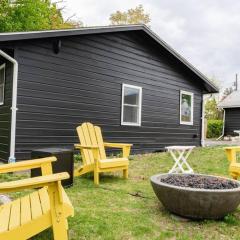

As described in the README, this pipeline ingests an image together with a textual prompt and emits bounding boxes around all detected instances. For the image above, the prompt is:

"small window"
[121,84,142,126]
[0,64,5,106]
[180,90,194,125]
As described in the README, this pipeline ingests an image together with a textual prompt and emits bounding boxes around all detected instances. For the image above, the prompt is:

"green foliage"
[224,214,238,225]
[74,153,82,163]
[205,97,222,120]
[109,5,150,26]
[0,0,82,32]
[207,119,223,138]
[222,87,233,101]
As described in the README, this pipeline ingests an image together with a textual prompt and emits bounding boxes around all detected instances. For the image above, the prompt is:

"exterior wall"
[0,56,12,162]
[12,31,204,160]
[225,108,240,136]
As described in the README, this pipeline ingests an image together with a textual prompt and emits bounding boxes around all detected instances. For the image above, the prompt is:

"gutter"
[0,50,18,163]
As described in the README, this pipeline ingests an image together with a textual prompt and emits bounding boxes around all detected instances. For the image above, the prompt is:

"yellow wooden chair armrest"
[0,157,56,175]
[104,142,133,148]
[224,146,240,151]
[74,144,99,150]
[104,142,132,158]
[224,147,240,163]
[0,172,69,194]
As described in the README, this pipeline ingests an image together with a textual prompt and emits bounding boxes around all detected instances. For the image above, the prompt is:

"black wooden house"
[218,90,240,136]
[0,25,218,162]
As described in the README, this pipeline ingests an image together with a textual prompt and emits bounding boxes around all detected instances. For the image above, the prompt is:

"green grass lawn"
[4,146,240,240]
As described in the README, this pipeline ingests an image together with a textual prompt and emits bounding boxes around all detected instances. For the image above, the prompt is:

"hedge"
[207,120,223,138]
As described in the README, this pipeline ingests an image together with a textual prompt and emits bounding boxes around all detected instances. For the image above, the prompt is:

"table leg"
[178,149,194,173]
[168,150,186,173]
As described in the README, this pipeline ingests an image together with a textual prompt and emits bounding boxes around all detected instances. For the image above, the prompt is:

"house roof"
[0,24,219,93]
[218,90,240,108]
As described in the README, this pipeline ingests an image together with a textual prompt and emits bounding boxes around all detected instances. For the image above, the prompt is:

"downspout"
[217,108,225,140]
[0,50,18,163]
[201,94,212,147]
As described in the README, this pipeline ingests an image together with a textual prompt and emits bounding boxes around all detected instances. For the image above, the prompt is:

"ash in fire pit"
[161,174,239,189]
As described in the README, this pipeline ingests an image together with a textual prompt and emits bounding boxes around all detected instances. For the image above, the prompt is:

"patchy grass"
[2,146,240,240]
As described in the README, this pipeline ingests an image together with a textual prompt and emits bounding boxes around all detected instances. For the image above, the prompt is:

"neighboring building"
[0,25,218,162]
[218,91,240,136]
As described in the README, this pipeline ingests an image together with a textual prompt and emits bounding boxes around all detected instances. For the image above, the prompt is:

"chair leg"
[231,173,238,180]
[49,186,69,240]
[52,225,68,240]
[94,170,99,185]
[123,168,128,179]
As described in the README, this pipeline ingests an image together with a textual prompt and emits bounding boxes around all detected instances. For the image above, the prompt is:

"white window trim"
[180,90,194,125]
[0,63,6,106]
[121,83,142,126]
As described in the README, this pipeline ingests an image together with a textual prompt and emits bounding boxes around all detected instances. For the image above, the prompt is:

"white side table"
[165,146,195,174]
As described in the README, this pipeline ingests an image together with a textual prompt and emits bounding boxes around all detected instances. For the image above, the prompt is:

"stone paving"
[205,139,240,147]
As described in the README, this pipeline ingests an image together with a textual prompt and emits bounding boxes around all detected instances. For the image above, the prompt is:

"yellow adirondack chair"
[74,122,132,185]
[0,157,74,240]
[225,146,240,179]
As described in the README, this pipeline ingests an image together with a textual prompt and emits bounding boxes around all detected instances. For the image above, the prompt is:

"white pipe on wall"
[201,95,206,147]
[201,94,212,147]
[0,50,18,163]
[217,109,225,140]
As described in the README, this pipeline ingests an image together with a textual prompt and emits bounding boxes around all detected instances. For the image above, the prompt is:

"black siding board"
[0,56,13,162]
[17,55,201,95]
[18,38,203,92]
[224,108,240,136]
[14,32,203,159]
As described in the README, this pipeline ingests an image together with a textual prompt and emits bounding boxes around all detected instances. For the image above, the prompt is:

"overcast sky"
[60,0,240,90]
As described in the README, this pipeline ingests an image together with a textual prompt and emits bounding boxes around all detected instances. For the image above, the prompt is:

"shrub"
[207,120,223,138]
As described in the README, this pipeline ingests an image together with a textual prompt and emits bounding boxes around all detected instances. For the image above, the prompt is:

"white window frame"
[0,63,6,106]
[180,90,194,125]
[121,84,142,126]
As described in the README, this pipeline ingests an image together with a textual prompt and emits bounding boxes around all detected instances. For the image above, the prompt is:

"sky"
[59,0,240,90]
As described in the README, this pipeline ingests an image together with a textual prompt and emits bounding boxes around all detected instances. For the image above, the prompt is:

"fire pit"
[150,173,240,220]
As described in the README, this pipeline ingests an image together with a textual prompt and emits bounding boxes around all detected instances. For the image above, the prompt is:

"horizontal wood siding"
[0,57,12,162]
[225,108,240,136]
[15,31,204,159]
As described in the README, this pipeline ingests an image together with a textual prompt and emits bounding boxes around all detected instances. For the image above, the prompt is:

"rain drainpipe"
[201,94,212,147]
[0,50,18,163]
[217,108,225,140]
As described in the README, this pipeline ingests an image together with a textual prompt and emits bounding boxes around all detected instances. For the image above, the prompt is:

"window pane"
[181,93,192,122]
[124,87,139,105]
[0,67,5,85]
[123,105,139,123]
[0,86,3,104]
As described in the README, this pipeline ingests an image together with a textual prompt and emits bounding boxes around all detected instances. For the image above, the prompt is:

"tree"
[109,5,150,26]
[205,97,223,120]
[221,87,233,101]
[0,0,82,32]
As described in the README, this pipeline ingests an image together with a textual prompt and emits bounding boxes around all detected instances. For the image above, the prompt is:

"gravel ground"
[161,174,239,189]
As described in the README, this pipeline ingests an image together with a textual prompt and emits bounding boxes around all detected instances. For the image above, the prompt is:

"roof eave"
[218,105,240,109]
[0,25,143,42]
[0,24,219,93]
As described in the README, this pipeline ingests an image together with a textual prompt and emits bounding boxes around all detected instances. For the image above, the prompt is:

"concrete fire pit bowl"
[150,173,240,220]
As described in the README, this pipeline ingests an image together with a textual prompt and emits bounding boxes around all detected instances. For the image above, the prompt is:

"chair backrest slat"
[94,126,106,159]
[76,122,107,165]
[77,124,94,165]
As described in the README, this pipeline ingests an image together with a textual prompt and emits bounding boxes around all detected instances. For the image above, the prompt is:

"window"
[0,64,5,105]
[121,84,142,126]
[180,90,194,125]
